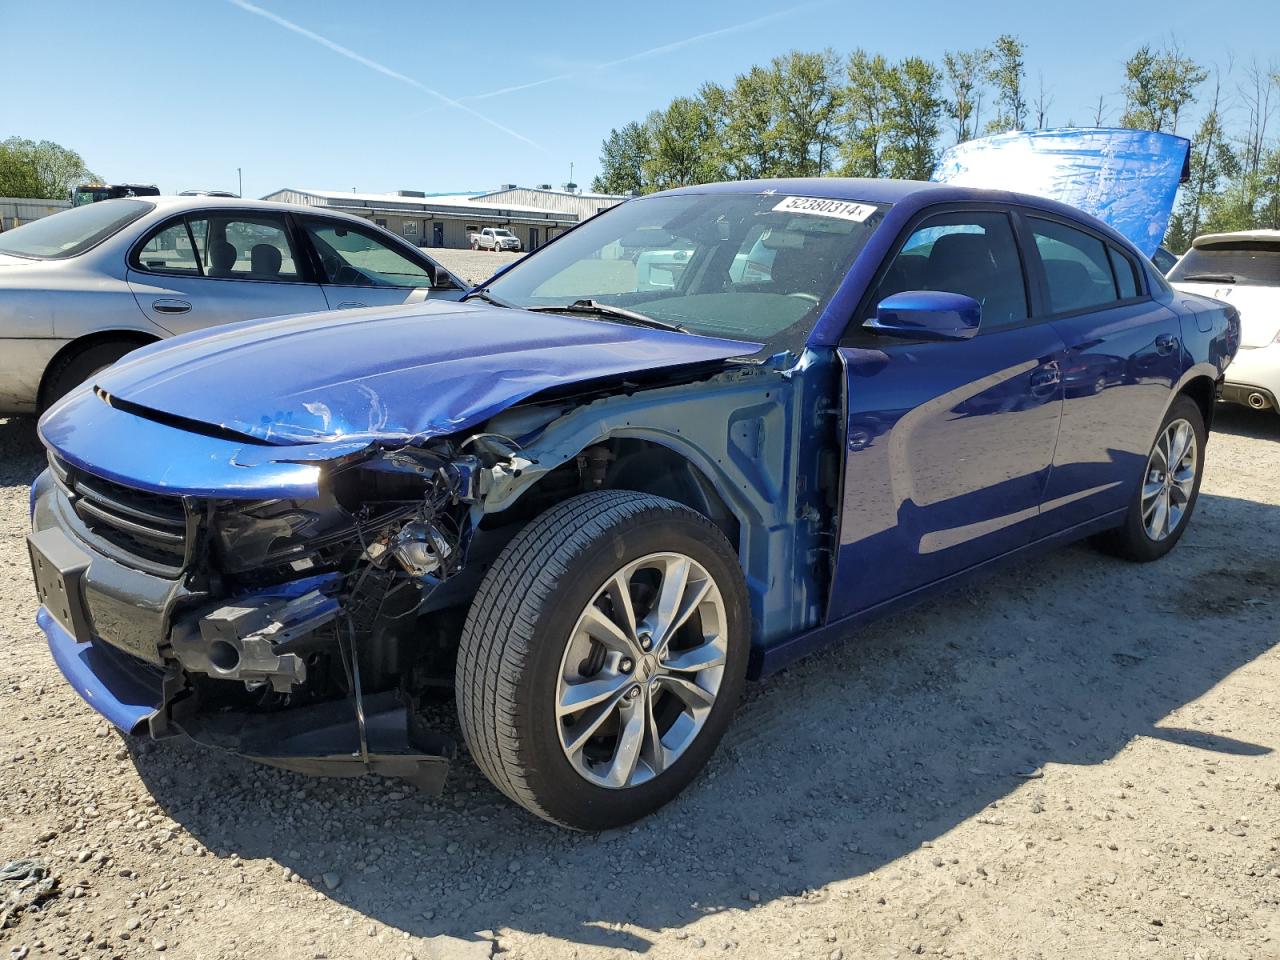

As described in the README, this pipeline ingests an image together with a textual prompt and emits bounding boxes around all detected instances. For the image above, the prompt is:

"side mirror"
[432,272,461,291]
[868,290,981,342]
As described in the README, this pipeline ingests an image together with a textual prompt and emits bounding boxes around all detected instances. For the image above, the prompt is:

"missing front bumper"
[37,606,455,794]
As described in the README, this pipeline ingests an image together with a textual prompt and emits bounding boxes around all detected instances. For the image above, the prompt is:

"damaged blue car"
[29,176,1238,829]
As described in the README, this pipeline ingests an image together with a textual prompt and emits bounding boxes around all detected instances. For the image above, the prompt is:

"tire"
[456,490,749,830]
[40,339,148,412]
[1094,395,1206,562]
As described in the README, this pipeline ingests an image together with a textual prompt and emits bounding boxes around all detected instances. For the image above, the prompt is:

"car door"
[298,216,465,309]
[1023,213,1185,535]
[829,207,1066,622]
[125,211,328,335]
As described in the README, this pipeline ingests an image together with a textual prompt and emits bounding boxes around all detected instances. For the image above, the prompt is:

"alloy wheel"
[1142,417,1197,542]
[555,552,728,790]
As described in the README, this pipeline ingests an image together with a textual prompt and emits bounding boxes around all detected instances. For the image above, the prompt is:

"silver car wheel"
[555,551,728,790]
[1142,417,1197,542]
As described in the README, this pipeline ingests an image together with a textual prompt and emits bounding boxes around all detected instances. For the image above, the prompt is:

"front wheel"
[1094,394,1206,562]
[456,491,749,830]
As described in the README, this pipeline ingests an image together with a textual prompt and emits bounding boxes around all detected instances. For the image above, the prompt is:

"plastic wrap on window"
[932,128,1191,257]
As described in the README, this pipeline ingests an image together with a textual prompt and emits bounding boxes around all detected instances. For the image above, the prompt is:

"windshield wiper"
[1178,273,1238,283]
[462,288,512,308]
[526,299,689,334]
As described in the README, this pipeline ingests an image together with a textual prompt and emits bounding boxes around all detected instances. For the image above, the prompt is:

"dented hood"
[933,128,1191,257]
[82,301,759,445]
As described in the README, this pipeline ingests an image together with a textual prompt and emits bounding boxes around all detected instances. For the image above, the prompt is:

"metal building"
[260,187,603,251]
[474,185,626,224]
[0,196,71,231]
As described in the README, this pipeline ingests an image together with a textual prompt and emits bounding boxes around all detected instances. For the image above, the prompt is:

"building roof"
[476,185,628,202]
[274,187,569,218]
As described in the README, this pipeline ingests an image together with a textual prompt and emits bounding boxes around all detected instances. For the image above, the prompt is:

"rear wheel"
[1094,395,1206,562]
[40,338,149,412]
[456,491,749,830]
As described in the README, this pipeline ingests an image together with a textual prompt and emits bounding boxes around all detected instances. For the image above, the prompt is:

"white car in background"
[0,197,466,413]
[1169,230,1280,415]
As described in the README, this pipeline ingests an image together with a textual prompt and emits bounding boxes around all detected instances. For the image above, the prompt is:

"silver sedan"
[0,196,467,413]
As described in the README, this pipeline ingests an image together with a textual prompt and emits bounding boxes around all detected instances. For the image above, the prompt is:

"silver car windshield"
[0,199,153,260]
[481,192,886,350]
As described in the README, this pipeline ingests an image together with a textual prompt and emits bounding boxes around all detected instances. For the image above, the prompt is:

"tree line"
[591,38,1280,252]
[0,137,98,201]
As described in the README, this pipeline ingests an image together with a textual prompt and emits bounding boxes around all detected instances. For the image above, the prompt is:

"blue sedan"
[30,178,1239,829]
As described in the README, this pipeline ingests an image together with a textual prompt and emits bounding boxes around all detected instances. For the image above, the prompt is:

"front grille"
[49,453,194,576]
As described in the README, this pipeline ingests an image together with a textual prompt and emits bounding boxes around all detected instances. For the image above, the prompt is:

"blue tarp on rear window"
[932,128,1191,257]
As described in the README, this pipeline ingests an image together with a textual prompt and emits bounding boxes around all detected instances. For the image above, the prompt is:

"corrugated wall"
[0,197,72,230]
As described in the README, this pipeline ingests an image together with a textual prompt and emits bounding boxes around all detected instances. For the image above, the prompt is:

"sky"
[2,0,1277,199]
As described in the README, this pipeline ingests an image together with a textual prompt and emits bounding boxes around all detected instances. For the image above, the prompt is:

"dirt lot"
[1,271,1278,958]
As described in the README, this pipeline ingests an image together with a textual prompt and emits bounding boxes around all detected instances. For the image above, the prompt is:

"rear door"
[829,206,1066,621]
[298,216,465,308]
[1023,213,1184,535]
[126,211,327,335]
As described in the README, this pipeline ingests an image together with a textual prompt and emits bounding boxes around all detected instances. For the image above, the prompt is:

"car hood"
[933,128,1190,257]
[80,301,760,445]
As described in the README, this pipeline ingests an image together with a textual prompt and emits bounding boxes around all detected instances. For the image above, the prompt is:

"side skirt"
[748,508,1127,680]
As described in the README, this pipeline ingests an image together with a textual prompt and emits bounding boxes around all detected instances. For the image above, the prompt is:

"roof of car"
[653,178,948,205]
[144,195,330,213]
[648,177,1143,253]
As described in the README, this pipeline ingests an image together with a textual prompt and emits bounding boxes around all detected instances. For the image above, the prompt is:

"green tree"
[771,50,843,176]
[0,137,98,199]
[882,56,945,179]
[985,34,1027,133]
[1165,71,1237,251]
[591,122,651,195]
[1120,43,1207,132]
[942,47,992,143]
[838,49,894,177]
[642,97,721,189]
[719,66,782,179]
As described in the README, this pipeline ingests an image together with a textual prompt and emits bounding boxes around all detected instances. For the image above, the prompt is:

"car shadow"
[0,416,45,487]
[129,486,1280,954]
[1213,403,1280,440]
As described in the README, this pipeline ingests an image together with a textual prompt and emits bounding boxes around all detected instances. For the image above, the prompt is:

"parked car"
[178,190,239,198]
[0,197,466,413]
[1169,230,1280,414]
[1150,244,1179,275]
[469,227,522,252]
[29,178,1237,830]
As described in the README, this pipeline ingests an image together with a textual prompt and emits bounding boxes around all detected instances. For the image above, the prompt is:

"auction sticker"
[773,196,877,222]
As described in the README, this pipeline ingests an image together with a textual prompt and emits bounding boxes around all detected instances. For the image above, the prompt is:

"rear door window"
[1029,218,1120,313]
[195,215,301,281]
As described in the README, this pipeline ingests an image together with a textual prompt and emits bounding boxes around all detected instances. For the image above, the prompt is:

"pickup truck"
[469,227,522,252]
[29,175,1237,831]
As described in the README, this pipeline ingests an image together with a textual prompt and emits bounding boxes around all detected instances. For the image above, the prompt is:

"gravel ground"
[436,249,523,286]
[1,280,1279,958]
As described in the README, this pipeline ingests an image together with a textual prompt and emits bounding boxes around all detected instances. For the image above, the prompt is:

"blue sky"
[1,0,1276,198]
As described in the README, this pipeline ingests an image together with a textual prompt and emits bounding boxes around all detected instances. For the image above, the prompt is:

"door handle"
[152,299,191,315]
[335,301,367,310]
[1155,333,1178,356]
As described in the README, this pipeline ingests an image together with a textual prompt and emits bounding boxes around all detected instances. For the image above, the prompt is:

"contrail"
[466,3,823,102]
[226,0,545,151]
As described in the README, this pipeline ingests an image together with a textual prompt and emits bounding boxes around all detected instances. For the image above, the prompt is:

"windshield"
[0,199,152,259]
[481,192,886,352]
[493,229,515,237]
[1170,242,1280,286]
